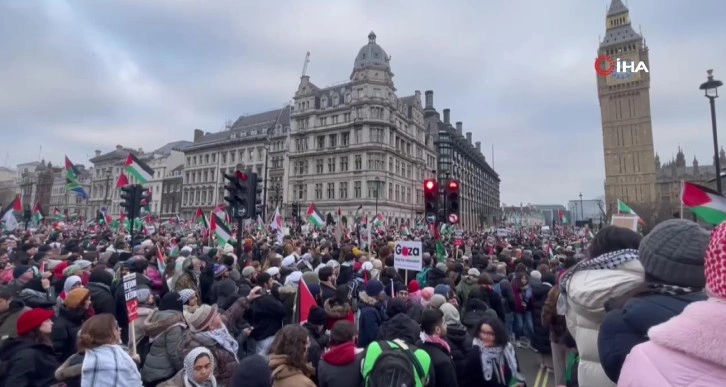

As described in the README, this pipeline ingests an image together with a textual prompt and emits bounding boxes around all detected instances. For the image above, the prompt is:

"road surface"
[517,346,556,387]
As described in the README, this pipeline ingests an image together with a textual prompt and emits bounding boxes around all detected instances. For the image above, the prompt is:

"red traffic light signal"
[235,170,248,181]
[424,179,436,191]
[448,180,459,190]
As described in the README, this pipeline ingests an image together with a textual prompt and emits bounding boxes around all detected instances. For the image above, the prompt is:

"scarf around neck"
[183,347,218,387]
[420,332,451,353]
[560,248,638,298]
[201,327,239,361]
[472,339,524,385]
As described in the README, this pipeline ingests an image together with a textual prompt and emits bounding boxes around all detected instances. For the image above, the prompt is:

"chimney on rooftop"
[443,109,450,125]
[94,150,101,157]
[425,90,434,109]
[466,132,472,144]
[116,145,123,150]
[455,122,463,136]
[194,129,204,143]
[475,141,481,152]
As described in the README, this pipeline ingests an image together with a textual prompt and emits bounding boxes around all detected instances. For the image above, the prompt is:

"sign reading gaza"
[393,241,423,272]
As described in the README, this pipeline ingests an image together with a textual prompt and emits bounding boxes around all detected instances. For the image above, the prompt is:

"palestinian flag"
[211,213,231,246]
[401,225,410,236]
[354,205,364,223]
[306,203,324,228]
[124,153,154,184]
[294,280,317,325]
[33,202,43,223]
[1,195,21,231]
[52,207,65,220]
[681,181,726,225]
[169,241,179,258]
[617,199,645,224]
[195,208,209,229]
[372,213,384,228]
[212,204,230,225]
[64,156,89,200]
[115,171,129,189]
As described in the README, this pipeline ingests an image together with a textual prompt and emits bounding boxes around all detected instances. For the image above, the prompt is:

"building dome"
[353,31,390,71]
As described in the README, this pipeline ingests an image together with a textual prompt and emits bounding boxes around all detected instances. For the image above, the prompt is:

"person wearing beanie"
[598,219,710,383]
[142,292,188,385]
[427,262,448,287]
[456,268,480,311]
[429,294,447,310]
[87,267,116,317]
[618,221,726,386]
[0,308,58,386]
[357,279,386,348]
[53,287,91,362]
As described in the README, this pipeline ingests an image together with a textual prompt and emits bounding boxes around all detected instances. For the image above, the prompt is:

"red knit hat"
[705,223,726,299]
[17,308,54,336]
[408,280,420,293]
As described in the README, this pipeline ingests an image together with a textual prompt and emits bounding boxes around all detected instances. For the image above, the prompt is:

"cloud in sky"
[1,0,725,206]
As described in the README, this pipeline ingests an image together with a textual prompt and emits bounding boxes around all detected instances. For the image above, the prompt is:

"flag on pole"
[0,196,21,231]
[115,172,130,189]
[64,156,89,200]
[681,181,726,225]
[270,206,283,231]
[295,280,317,325]
[32,202,43,223]
[195,207,209,229]
[306,203,324,228]
[617,199,645,224]
[124,153,154,184]
[211,213,231,246]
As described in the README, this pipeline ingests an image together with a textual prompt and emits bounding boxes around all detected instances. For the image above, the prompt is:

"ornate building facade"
[598,0,658,223]
[288,32,437,225]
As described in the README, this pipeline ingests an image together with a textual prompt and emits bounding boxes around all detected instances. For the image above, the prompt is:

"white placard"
[394,240,423,272]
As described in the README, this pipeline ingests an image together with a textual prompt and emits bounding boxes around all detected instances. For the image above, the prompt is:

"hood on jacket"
[648,299,726,367]
[321,342,361,366]
[358,291,381,307]
[143,309,186,338]
[58,304,87,324]
[620,292,706,336]
[445,323,469,346]
[324,299,352,318]
[379,313,420,345]
[277,284,298,296]
[55,353,84,381]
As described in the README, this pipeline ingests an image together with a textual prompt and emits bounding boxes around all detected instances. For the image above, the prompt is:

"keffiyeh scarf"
[81,344,142,387]
[184,347,218,387]
[201,327,239,361]
[559,248,639,298]
[472,339,524,384]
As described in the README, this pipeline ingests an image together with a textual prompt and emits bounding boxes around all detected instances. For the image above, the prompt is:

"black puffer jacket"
[250,293,286,341]
[530,281,553,354]
[51,305,86,362]
[426,268,448,287]
[445,323,473,387]
[0,337,59,387]
[87,281,116,317]
[598,291,706,383]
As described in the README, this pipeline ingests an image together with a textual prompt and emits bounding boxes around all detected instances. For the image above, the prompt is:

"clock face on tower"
[606,51,643,85]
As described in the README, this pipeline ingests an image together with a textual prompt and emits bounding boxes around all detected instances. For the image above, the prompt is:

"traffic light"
[423,179,438,220]
[137,186,151,216]
[224,171,242,217]
[447,179,460,224]
[247,172,261,218]
[120,185,139,220]
[291,202,299,218]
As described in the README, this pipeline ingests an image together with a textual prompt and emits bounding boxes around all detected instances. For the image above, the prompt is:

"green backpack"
[361,339,431,387]
[416,267,431,288]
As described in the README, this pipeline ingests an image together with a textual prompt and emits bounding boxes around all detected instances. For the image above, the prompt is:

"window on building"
[339,182,348,199]
[340,156,349,172]
[341,132,350,146]
[316,159,324,174]
[320,117,327,126]
[329,134,337,148]
[315,183,323,200]
[328,157,336,173]
[354,128,362,143]
[332,115,338,124]
[395,185,400,202]
[354,181,362,198]
[370,127,385,143]
[388,184,393,200]
[332,95,339,106]
[354,155,362,170]
[344,113,351,122]
[327,183,335,199]
[316,136,325,149]
[321,97,328,108]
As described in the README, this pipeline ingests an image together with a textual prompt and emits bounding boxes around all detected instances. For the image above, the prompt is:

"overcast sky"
[2,0,725,206]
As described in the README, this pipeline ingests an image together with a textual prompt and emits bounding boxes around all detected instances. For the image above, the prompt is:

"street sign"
[122,274,138,323]
[454,230,464,247]
[426,213,436,224]
[448,213,459,224]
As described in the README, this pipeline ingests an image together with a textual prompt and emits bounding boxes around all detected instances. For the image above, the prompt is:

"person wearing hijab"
[159,346,217,387]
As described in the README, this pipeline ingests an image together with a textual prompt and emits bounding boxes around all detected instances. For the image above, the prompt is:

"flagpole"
[680,180,684,219]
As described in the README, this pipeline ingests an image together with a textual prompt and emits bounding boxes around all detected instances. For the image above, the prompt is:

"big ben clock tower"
[598,0,657,221]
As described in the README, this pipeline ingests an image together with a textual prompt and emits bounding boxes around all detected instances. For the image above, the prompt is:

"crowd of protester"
[0,218,724,387]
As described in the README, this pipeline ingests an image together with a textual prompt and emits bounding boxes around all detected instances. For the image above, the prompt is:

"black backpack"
[364,340,427,387]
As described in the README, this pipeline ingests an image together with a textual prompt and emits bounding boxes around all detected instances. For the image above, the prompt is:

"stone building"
[161,164,183,219]
[653,147,726,221]
[179,109,291,220]
[423,92,500,229]
[598,0,658,224]
[288,32,437,225]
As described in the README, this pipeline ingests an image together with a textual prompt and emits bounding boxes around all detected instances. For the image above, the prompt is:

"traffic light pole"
[235,215,243,259]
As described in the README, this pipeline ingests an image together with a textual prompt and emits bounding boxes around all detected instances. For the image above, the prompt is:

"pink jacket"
[618,298,726,386]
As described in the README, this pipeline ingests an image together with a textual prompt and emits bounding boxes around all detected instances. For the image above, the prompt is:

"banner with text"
[394,240,423,272]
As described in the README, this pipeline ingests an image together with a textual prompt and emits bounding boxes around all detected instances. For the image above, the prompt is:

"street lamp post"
[699,69,723,194]
[103,168,112,212]
[579,192,584,223]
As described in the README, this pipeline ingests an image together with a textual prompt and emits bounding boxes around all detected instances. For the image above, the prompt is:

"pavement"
[516,346,556,387]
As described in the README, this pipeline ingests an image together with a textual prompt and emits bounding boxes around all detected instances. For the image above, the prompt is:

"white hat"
[223,244,234,254]
[326,260,340,269]
[361,262,373,272]
[530,270,542,280]
[266,267,280,276]
[467,268,480,277]
[282,255,296,268]
[284,271,303,286]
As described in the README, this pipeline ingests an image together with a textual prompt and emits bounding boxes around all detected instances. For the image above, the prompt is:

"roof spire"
[607,0,628,17]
